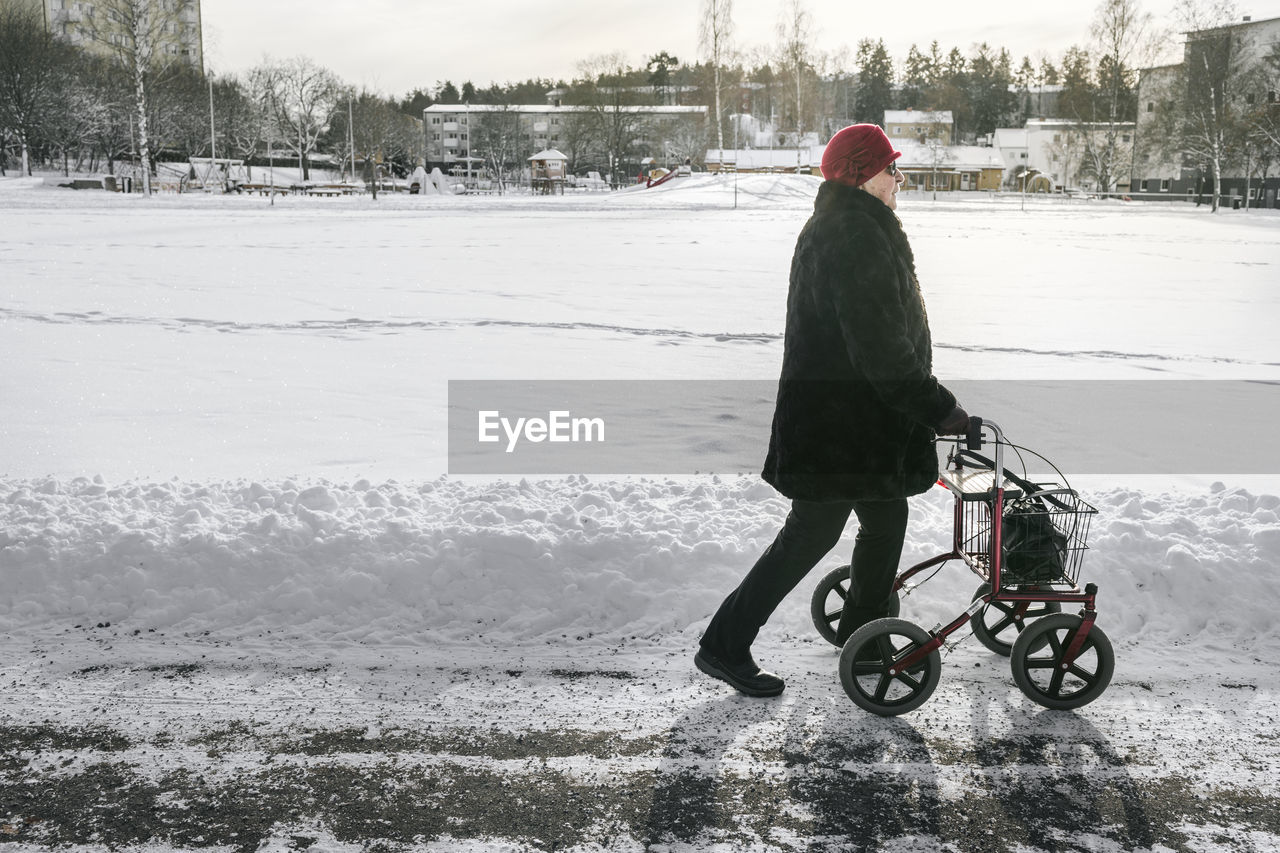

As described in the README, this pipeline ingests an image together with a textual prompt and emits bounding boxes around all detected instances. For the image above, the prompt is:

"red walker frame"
[882,419,1101,681]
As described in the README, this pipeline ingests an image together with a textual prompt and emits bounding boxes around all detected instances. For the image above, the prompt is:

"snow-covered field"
[1,174,1279,852]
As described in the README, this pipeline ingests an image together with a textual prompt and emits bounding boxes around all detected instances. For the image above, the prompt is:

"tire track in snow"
[4,307,1278,366]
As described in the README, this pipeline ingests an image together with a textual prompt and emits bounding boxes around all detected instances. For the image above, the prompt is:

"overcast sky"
[200,0,1280,97]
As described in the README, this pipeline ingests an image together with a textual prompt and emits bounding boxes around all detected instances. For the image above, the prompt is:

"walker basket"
[960,488,1097,586]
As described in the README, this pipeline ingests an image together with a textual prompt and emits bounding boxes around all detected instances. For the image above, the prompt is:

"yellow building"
[885,110,954,144]
[896,142,1006,191]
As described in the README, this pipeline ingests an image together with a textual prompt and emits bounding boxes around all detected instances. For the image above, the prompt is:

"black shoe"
[694,648,784,697]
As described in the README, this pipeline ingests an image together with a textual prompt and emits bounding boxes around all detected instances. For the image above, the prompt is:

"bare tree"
[775,0,816,142]
[202,75,266,173]
[699,0,734,151]
[1089,0,1158,192]
[332,89,423,192]
[560,109,601,175]
[338,89,392,183]
[667,115,708,165]
[1173,0,1249,210]
[260,56,342,182]
[0,3,71,175]
[43,55,113,176]
[576,53,647,187]
[923,127,954,200]
[78,54,134,175]
[241,64,286,183]
[470,104,523,193]
[817,45,854,138]
[383,111,425,178]
[81,0,189,194]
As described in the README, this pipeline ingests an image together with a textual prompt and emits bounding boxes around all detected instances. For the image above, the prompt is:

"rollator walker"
[810,417,1114,716]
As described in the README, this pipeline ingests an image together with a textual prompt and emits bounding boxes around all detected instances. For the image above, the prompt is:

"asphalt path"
[2,629,1277,852]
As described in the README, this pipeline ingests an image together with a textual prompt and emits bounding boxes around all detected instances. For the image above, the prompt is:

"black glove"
[937,405,970,435]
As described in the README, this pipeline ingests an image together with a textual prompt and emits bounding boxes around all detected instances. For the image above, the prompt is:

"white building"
[1132,15,1280,205]
[423,104,707,172]
[992,127,1029,183]
[989,119,1136,191]
[704,147,820,173]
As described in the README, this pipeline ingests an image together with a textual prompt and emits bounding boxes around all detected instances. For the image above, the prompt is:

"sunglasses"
[886,162,900,176]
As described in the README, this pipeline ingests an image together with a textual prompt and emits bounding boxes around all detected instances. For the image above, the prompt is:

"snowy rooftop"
[704,148,819,169]
[424,103,707,115]
[992,128,1029,147]
[885,109,954,124]
[528,148,568,161]
[801,140,1006,170]
[894,141,1006,170]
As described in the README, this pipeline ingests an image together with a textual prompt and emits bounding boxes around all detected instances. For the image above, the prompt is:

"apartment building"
[423,103,707,173]
[1133,15,1280,205]
[19,0,204,71]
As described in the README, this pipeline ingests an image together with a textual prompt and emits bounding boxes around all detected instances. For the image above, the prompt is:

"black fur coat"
[761,181,957,502]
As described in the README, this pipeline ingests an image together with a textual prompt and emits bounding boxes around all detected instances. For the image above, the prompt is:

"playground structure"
[529,149,568,195]
[187,158,250,192]
[640,158,694,188]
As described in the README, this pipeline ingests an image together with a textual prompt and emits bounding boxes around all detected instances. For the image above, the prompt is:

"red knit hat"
[820,124,901,187]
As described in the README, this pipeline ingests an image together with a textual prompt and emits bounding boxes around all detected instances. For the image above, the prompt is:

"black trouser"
[700,498,909,661]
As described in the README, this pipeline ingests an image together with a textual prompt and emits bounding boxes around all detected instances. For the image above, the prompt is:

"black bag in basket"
[1001,496,1068,583]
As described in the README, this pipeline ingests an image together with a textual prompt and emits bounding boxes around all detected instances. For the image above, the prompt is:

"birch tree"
[82,0,189,194]
[1089,0,1157,192]
[699,0,734,150]
[775,0,815,141]
[1174,0,1248,210]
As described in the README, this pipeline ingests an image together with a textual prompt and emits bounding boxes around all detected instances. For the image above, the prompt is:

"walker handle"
[966,415,984,451]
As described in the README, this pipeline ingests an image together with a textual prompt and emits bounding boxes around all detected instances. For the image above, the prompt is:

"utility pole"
[268,115,275,207]
[208,76,218,191]
[348,96,356,186]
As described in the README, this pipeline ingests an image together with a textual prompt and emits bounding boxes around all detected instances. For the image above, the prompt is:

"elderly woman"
[696,124,969,697]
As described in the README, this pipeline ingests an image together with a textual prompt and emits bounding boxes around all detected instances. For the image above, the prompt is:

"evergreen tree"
[398,88,433,116]
[1034,56,1060,117]
[1016,55,1036,121]
[435,81,461,104]
[968,43,1015,135]
[1059,46,1095,121]
[1094,54,1136,121]
[460,82,477,103]
[933,47,971,138]
[646,51,681,103]
[901,44,932,109]
[853,38,894,125]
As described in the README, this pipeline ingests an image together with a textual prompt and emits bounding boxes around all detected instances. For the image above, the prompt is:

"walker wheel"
[839,618,940,716]
[970,583,1060,656]
[810,565,900,647]
[1010,613,1114,710]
